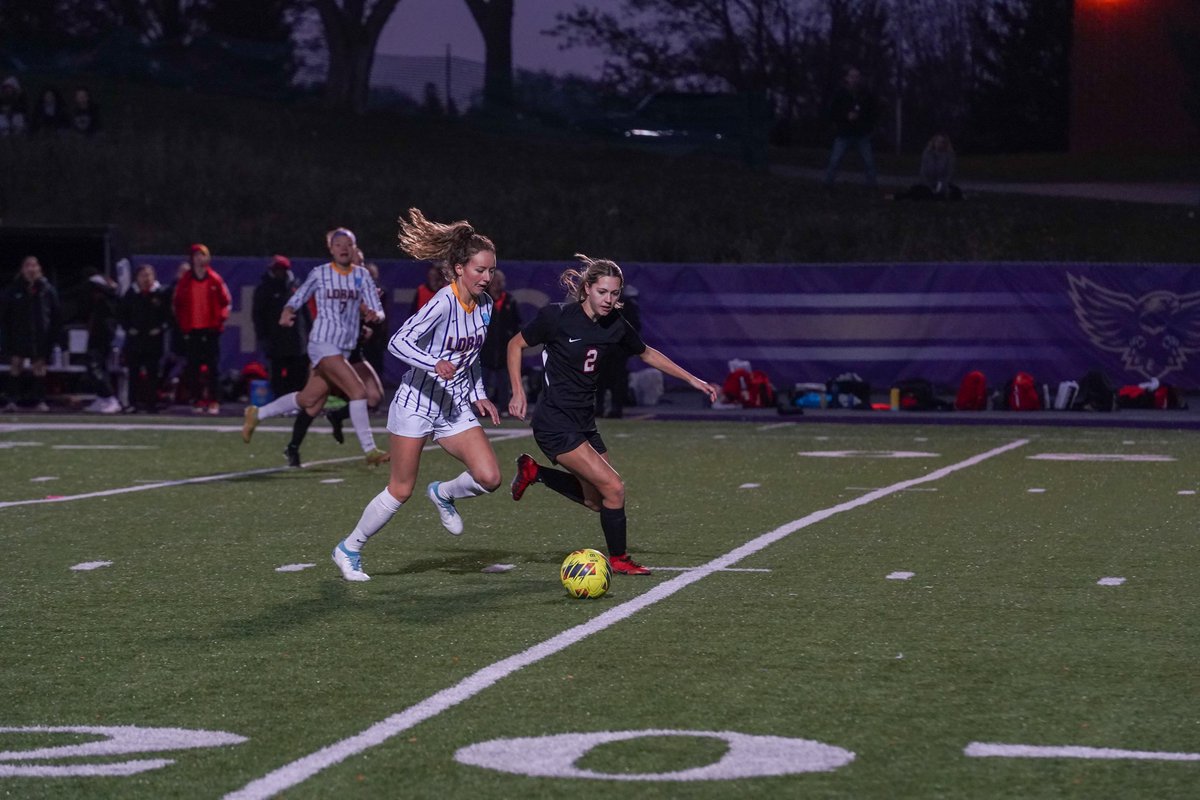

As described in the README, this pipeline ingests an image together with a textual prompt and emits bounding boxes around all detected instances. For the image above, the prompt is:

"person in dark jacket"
[81,271,121,413]
[31,86,67,133]
[252,254,309,398]
[822,66,878,190]
[67,86,100,136]
[120,264,170,412]
[595,284,641,418]
[0,75,28,137]
[160,261,190,403]
[357,259,388,381]
[481,269,522,414]
[2,256,62,412]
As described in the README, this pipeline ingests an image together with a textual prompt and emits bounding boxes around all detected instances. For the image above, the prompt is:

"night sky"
[378,0,612,76]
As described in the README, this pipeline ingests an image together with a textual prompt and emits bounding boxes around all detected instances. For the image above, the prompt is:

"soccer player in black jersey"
[506,254,718,575]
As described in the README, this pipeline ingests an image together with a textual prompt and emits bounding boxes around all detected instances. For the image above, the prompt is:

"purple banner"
[138,257,1200,391]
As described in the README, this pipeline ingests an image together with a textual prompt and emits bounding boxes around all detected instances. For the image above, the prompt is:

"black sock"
[599,506,627,557]
[328,404,350,423]
[539,466,586,505]
[289,411,316,448]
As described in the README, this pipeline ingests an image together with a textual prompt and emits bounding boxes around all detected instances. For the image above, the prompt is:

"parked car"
[577,91,772,164]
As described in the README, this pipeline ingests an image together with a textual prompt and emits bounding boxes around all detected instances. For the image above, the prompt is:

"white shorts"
[387,398,481,441]
[308,340,351,368]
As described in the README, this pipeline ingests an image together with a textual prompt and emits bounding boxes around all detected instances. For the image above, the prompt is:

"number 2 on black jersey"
[582,347,598,373]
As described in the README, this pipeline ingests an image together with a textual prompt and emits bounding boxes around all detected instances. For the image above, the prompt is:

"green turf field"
[1,416,1198,798]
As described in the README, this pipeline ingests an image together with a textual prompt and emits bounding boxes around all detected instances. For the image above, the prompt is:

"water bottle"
[51,345,63,368]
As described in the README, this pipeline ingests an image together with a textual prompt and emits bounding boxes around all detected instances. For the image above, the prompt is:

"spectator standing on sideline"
[161,261,190,403]
[481,269,521,414]
[82,272,121,414]
[173,244,231,414]
[891,133,963,202]
[1,256,61,412]
[358,258,388,381]
[67,86,100,135]
[411,264,446,316]
[31,86,66,133]
[595,283,641,419]
[120,264,170,412]
[252,254,309,398]
[823,66,878,191]
[0,76,28,137]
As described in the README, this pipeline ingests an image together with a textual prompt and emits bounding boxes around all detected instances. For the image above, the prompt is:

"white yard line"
[0,422,535,437]
[0,427,532,510]
[225,438,1030,800]
[965,742,1200,761]
[0,456,365,509]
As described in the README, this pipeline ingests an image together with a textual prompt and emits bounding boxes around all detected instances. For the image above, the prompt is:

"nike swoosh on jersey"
[569,337,582,342]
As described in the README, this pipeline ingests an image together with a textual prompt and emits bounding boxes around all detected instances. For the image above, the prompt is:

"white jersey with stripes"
[285,262,383,350]
[389,283,490,416]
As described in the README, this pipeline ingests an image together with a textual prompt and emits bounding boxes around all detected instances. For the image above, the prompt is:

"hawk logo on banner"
[1067,274,1200,380]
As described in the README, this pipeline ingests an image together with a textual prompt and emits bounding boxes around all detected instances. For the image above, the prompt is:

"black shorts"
[532,402,607,464]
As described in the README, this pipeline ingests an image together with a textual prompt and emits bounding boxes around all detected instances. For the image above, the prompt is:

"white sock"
[343,489,403,552]
[257,391,299,421]
[438,470,490,500]
[350,398,375,451]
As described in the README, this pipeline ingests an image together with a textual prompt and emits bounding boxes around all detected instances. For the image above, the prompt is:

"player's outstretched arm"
[506,332,529,420]
[640,346,718,404]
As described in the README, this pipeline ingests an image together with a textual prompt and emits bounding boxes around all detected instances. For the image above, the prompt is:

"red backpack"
[1006,371,1041,410]
[955,370,987,411]
[722,369,776,408]
[747,370,775,408]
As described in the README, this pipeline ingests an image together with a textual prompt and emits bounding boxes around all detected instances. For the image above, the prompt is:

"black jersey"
[522,302,646,410]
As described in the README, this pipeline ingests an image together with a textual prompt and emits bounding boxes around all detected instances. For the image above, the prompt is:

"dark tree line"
[550,0,1074,153]
[0,0,300,93]
[0,0,516,115]
[0,0,1077,150]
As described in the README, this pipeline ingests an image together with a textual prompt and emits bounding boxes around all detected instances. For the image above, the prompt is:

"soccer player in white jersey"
[241,228,388,465]
[277,247,387,468]
[331,209,503,582]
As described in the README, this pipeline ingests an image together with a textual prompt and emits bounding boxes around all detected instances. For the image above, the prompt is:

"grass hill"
[2,76,1198,263]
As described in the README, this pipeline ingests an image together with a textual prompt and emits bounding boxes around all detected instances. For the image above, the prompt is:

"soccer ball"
[560,548,611,599]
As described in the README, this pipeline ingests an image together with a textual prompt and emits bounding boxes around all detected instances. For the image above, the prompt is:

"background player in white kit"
[242,228,388,465]
[332,209,503,582]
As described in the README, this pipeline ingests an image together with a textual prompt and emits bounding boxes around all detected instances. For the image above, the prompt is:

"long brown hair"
[397,208,494,282]
[559,253,624,307]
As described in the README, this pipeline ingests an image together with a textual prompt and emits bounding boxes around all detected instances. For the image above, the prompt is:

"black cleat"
[326,410,345,444]
[284,444,302,468]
